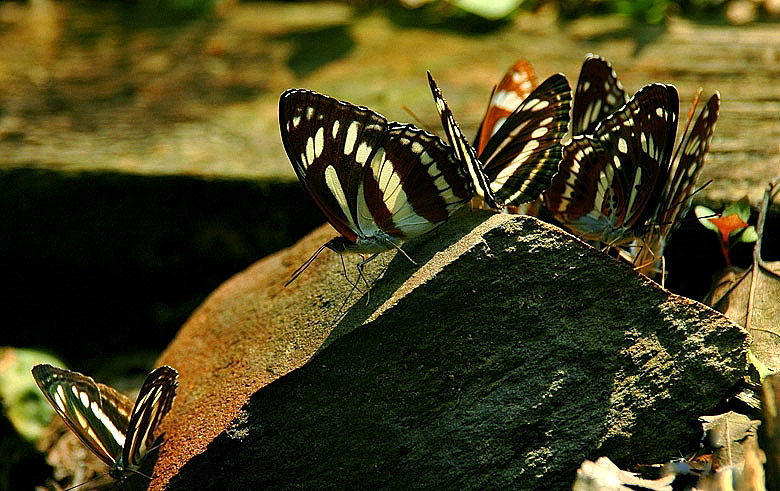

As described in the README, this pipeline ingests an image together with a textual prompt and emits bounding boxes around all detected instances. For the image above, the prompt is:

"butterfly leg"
[356,253,380,305]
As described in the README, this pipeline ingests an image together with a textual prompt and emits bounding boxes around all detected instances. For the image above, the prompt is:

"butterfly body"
[32,364,178,483]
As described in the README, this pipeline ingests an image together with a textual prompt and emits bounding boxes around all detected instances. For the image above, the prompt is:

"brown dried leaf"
[706,178,780,372]
[700,412,761,469]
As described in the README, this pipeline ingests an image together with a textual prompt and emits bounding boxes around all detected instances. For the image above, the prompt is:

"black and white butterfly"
[427,69,571,209]
[279,88,473,285]
[544,82,720,274]
[545,83,681,246]
[32,364,178,483]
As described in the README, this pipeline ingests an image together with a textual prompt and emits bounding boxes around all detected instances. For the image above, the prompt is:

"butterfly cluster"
[280,54,719,283]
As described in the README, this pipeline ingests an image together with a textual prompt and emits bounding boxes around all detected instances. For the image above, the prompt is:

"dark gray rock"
[169,215,747,489]
[164,213,748,490]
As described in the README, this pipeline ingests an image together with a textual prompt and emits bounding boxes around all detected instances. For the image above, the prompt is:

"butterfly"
[32,364,178,483]
[571,54,628,136]
[279,88,473,285]
[544,82,720,271]
[427,65,572,209]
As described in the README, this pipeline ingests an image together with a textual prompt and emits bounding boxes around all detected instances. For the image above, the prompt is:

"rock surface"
[154,212,748,490]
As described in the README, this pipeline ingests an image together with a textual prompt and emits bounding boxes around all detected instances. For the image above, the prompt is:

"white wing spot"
[356,142,372,165]
[617,138,628,154]
[411,141,424,154]
[344,121,359,155]
[531,127,548,139]
[306,137,315,164]
[332,120,340,140]
[314,127,325,159]
[306,107,314,120]
[292,115,301,127]
[655,107,665,118]
[54,387,66,411]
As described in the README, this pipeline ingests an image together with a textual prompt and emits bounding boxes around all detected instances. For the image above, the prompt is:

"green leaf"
[452,0,525,20]
[722,197,752,223]
[738,225,758,244]
[749,350,774,382]
[696,205,719,232]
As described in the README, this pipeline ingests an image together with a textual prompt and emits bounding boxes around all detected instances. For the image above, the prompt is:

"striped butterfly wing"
[478,74,572,206]
[280,89,388,244]
[123,366,178,469]
[427,71,497,208]
[475,59,538,154]
[632,91,721,272]
[32,364,133,468]
[359,123,472,240]
[656,91,720,240]
[280,88,472,247]
[571,54,628,136]
[545,84,679,244]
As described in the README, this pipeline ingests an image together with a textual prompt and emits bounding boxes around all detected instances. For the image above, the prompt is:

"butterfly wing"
[279,89,389,243]
[358,123,471,241]
[428,71,497,208]
[657,91,720,239]
[32,364,132,468]
[122,366,178,469]
[475,59,538,154]
[478,73,572,206]
[545,84,679,244]
[571,54,628,136]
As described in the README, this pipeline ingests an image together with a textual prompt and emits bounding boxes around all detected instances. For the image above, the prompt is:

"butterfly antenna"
[401,105,434,134]
[125,466,153,480]
[63,473,106,491]
[330,270,363,327]
[339,253,358,289]
[285,243,330,287]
